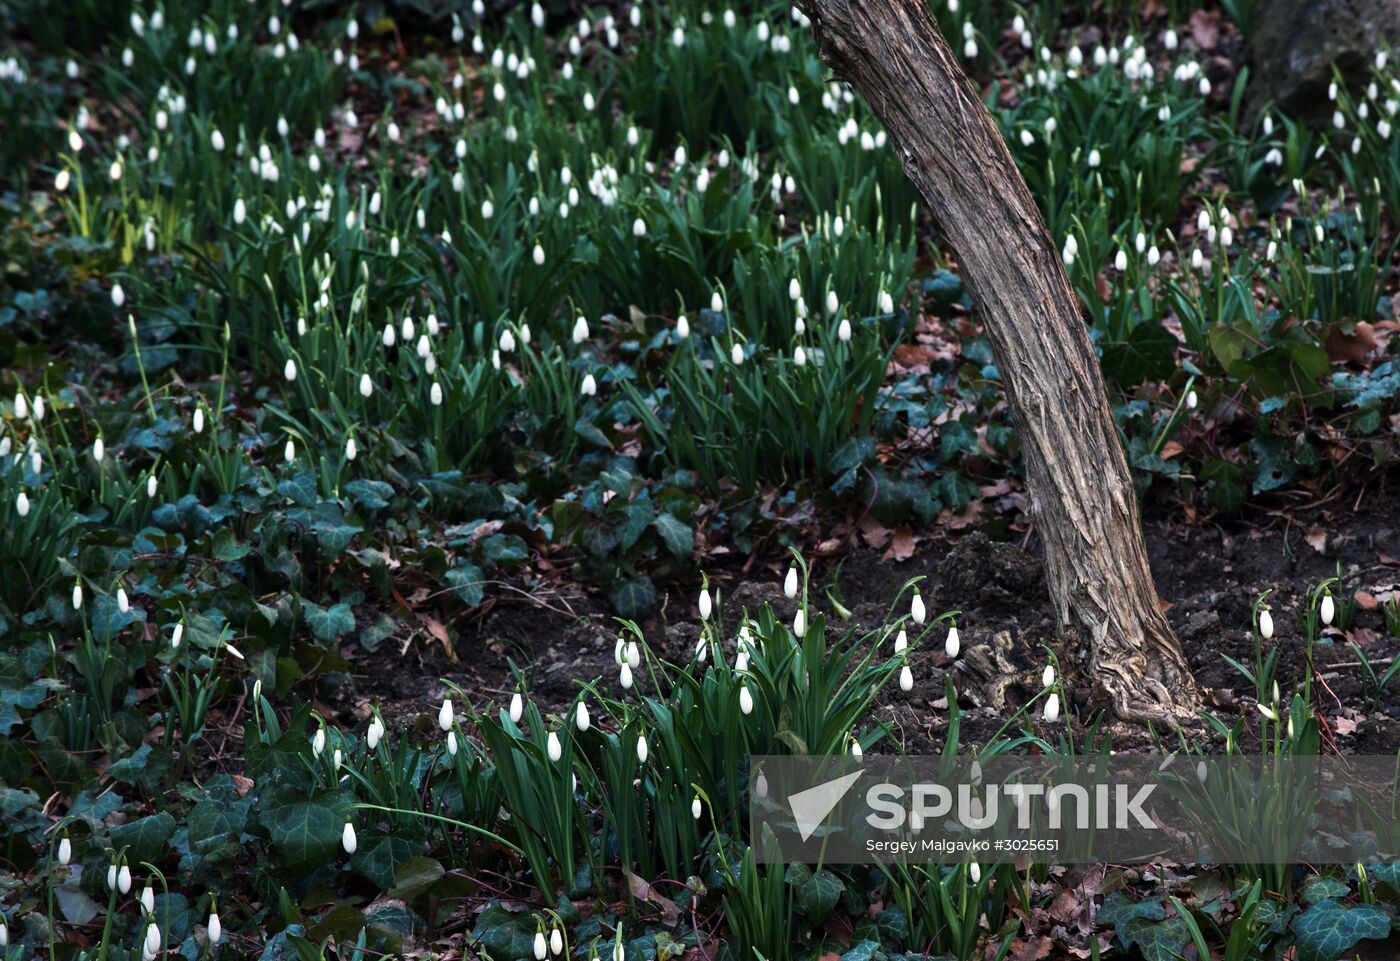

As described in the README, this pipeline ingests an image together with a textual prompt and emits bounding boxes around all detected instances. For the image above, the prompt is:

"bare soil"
[337,475,1400,756]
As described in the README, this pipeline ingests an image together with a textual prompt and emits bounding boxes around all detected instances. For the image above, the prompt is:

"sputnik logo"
[786,770,864,842]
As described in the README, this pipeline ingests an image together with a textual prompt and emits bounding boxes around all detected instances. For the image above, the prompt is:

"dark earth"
[327,469,1400,759]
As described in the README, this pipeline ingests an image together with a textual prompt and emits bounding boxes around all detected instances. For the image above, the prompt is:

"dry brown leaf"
[1305,528,1327,553]
[1333,716,1359,736]
[885,526,916,562]
[1325,321,1378,365]
[1188,9,1220,48]
[419,614,455,660]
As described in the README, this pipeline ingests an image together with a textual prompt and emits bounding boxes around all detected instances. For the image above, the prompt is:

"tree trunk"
[803,0,1199,722]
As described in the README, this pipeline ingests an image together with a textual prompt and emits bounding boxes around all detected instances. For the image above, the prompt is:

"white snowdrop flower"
[945,626,960,659]
[1087,147,1101,168]
[1186,390,1198,410]
[739,684,754,714]
[676,315,690,339]
[617,658,634,688]
[233,198,246,225]
[117,588,130,613]
[571,316,590,344]
[16,492,29,517]
[1320,593,1335,625]
[899,665,914,691]
[1147,245,1161,267]
[911,591,926,624]
[579,373,597,397]
[793,607,807,637]
[692,796,703,820]
[1042,664,1055,688]
[1191,248,1204,270]
[1043,692,1061,723]
[438,698,454,731]
[144,922,161,957]
[532,244,545,266]
[780,566,800,601]
[575,700,591,732]
[1314,223,1325,243]
[963,38,978,58]
[1019,129,1034,147]
[698,587,713,620]
[499,329,516,353]
[1220,226,1233,248]
[283,438,296,463]
[93,436,105,462]
[1266,240,1278,261]
[208,910,222,945]
[68,129,83,152]
[509,691,523,723]
[788,278,802,302]
[445,730,458,756]
[969,861,981,884]
[111,283,126,308]
[13,393,26,419]
[1258,702,1278,722]
[58,836,71,865]
[341,821,357,854]
[140,883,157,915]
[632,217,647,238]
[550,926,564,956]
[1134,232,1147,254]
[838,318,852,341]
[879,289,894,314]
[826,289,839,315]
[193,407,205,434]
[119,863,132,893]
[311,727,326,756]
[282,358,298,382]
[54,168,71,192]
[724,341,743,367]
[543,729,563,762]
[430,382,443,406]
[1259,609,1274,639]
[108,862,118,890]
[1164,29,1178,50]
[636,734,648,763]
[894,629,908,655]
[1198,77,1212,96]
[1112,249,1128,272]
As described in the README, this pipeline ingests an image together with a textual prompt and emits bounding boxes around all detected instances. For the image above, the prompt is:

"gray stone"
[1248,0,1400,116]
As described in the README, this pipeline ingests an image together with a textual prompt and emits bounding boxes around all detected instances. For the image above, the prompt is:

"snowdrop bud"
[117,588,129,613]
[367,718,381,750]
[1258,702,1277,722]
[730,342,744,365]
[793,607,807,637]
[342,820,357,854]
[575,701,591,732]
[13,393,26,419]
[550,927,563,956]
[1259,609,1274,639]
[1019,129,1034,147]
[911,591,926,624]
[784,565,798,598]
[119,863,132,893]
[108,863,118,890]
[533,244,545,266]
[283,358,297,382]
[93,436,105,462]
[945,626,960,659]
[73,583,83,610]
[632,217,647,237]
[692,796,703,819]
[676,315,690,339]
[430,382,443,406]
[312,727,326,756]
[572,316,589,343]
[1042,664,1055,688]
[1191,248,1204,270]
[837,318,852,342]
[899,665,913,691]
[16,492,29,517]
[1043,692,1060,723]
[145,923,161,955]
[620,662,634,689]
[59,836,71,865]
[636,734,648,763]
[284,438,295,462]
[699,587,712,619]
[879,289,895,313]
[1114,249,1128,271]
[233,198,246,224]
[1147,245,1161,267]
[208,910,222,945]
[969,861,981,883]
[438,698,454,731]
[581,373,597,396]
[1186,390,1198,410]
[141,883,155,913]
[69,129,83,152]
[626,641,640,669]
[111,283,126,307]
[345,436,357,461]
[894,629,908,654]
[739,684,754,714]
[1320,593,1335,625]
[509,691,523,723]
[170,620,184,648]
[446,731,457,756]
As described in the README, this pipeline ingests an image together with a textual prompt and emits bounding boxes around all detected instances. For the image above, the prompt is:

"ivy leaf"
[110,812,176,861]
[1291,899,1391,961]
[263,796,347,878]
[188,795,250,862]
[303,601,355,643]
[351,829,422,890]
[786,863,843,925]
[652,512,694,559]
[1100,892,1167,930]
[471,903,539,958]
[277,471,318,507]
[1119,917,1192,961]
[446,564,485,607]
[610,576,656,618]
[1300,876,1350,905]
[1101,322,1177,387]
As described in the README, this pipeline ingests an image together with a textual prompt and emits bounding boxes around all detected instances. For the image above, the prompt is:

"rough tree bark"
[803,0,1199,721]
